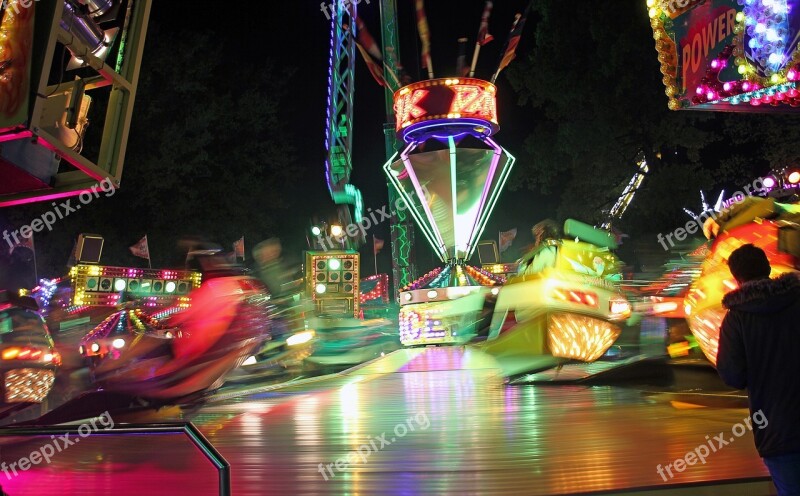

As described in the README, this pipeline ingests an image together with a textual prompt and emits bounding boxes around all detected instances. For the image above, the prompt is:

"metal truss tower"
[324,1,363,230]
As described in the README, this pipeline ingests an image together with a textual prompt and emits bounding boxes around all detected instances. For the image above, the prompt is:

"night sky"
[150,1,543,273]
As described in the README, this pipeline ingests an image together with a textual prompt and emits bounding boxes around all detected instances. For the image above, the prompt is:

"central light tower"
[385,76,514,347]
[384,77,515,264]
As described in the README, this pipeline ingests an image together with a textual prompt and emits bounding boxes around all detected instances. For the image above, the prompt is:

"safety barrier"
[0,422,230,495]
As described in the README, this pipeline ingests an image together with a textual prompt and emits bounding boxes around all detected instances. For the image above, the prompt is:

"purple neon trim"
[399,118,498,144]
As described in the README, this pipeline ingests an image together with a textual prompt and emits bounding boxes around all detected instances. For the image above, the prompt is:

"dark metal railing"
[0,422,230,495]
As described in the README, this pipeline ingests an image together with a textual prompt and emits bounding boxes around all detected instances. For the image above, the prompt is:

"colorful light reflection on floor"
[0,348,772,495]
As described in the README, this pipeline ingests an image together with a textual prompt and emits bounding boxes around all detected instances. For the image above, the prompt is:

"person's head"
[532,219,560,246]
[728,244,771,284]
[253,238,281,265]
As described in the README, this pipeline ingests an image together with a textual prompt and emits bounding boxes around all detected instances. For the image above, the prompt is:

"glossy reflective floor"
[0,348,774,495]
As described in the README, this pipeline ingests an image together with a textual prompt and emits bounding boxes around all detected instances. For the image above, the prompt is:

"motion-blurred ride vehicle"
[304,316,401,371]
[234,294,318,380]
[32,265,200,372]
[478,220,632,369]
[33,254,271,404]
[0,291,59,419]
[83,255,270,401]
[397,264,505,347]
[685,197,800,365]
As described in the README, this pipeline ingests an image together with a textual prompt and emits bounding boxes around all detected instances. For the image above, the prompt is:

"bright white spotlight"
[329,259,341,270]
[112,338,125,349]
[316,283,327,294]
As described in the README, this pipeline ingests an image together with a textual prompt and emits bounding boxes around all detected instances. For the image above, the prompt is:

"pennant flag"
[356,42,388,87]
[373,236,385,255]
[348,20,399,89]
[469,1,494,77]
[477,1,495,46]
[493,2,532,82]
[233,236,245,260]
[129,235,150,260]
[689,243,711,258]
[499,228,517,253]
[415,0,433,75]
[356,17,383,61]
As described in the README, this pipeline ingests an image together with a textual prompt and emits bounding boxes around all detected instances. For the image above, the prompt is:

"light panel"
[69,264,201,306]
[304,251,360,317]
[547,313,621,362]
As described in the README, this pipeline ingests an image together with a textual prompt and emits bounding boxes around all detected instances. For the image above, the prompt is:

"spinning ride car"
[81,255,271,401]
[479,220,631,368]
[0,291,59,418]
[398,264,503,346]
[237,295,317,379]
[685,197,800,365]
[33,264,201,371]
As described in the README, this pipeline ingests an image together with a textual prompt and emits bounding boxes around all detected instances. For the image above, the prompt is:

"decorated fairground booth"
[648,0,800,110]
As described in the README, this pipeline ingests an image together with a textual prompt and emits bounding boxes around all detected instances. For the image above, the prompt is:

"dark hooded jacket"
[718,272,800,458]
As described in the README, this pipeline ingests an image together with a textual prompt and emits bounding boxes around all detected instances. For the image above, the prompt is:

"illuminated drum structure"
[384,78,513,346]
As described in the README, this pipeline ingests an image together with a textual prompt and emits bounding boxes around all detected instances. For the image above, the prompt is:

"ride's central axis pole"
[380,0,416,297]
